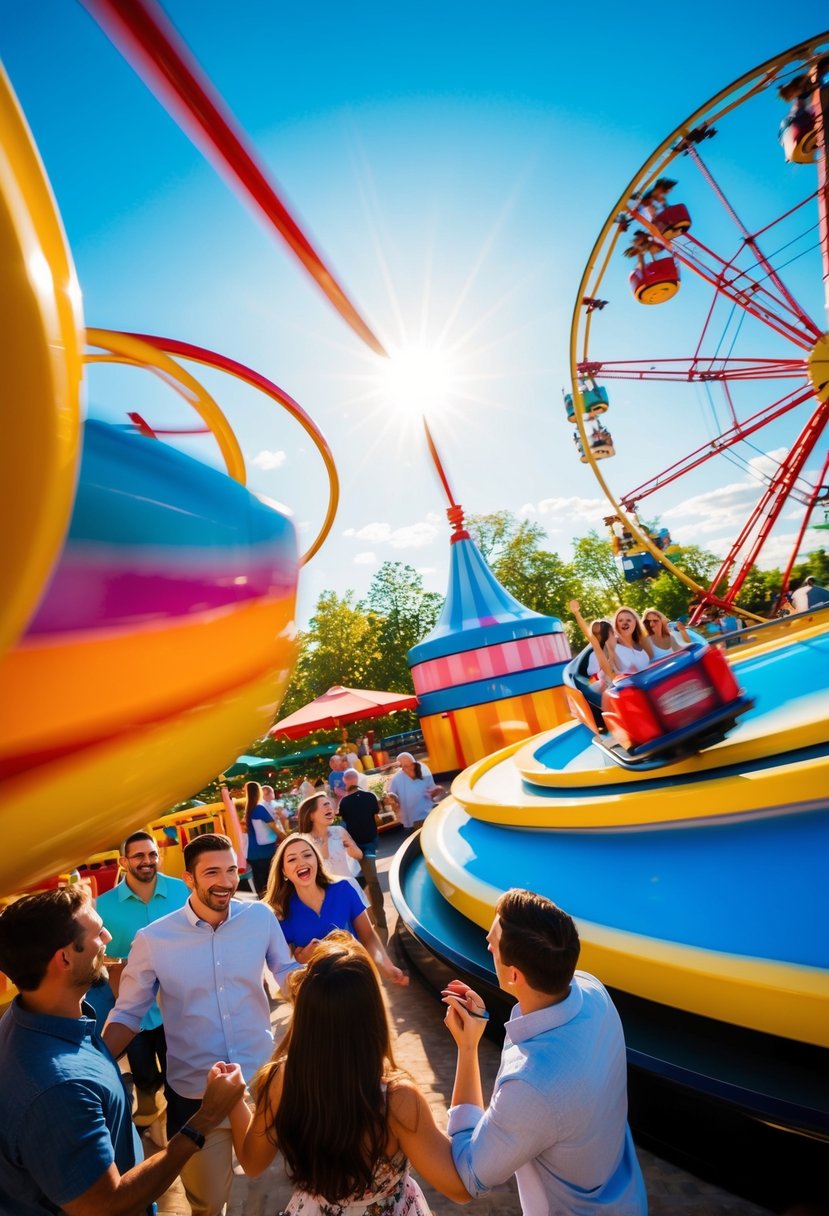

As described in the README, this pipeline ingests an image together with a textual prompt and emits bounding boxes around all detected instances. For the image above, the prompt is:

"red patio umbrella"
[270,685,418,741]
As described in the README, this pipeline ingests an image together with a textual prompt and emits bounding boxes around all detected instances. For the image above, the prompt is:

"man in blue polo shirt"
[0,887,243,1216]
[97,831,189,1134]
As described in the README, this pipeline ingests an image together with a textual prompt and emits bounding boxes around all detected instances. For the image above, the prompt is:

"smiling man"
[96,831,189,1132]
[0,888,244,1216]
[103,834,300,1216]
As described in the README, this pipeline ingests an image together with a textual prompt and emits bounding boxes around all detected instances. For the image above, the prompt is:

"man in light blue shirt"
[104,833,300,1216]
[96,830,189,1128]
[444,889,647,1215]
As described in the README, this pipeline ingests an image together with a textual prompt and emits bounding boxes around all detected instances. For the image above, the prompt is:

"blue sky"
[4,3,828,623]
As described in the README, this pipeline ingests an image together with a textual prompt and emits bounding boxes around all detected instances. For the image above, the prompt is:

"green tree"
[465,510,524,562]
[794,547,829,586]
[492,532,581,620]
[466,511,586,626]
[280,590,385,719]
[571,530,626,617]
[734,565,781,616]
[366,562,442,689]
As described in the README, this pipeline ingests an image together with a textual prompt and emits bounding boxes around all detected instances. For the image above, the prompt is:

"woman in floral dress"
[229,935,469,1215]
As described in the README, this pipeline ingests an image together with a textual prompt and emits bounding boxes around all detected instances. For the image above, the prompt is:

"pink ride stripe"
[411,634,571,694]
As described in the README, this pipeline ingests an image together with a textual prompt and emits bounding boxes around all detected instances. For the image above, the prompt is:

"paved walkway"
[156,832,771,1216]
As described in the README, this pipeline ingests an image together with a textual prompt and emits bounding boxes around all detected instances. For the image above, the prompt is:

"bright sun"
[378,344,457,417]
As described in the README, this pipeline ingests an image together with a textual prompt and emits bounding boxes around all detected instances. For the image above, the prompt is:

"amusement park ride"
[393,33,829,1210]
[567,39,829,626]
[1,10,828,1210]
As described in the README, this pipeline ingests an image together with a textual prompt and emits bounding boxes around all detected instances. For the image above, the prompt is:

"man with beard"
[103,833,300,1216]
[0,887,244,1216]
[96,831,189,1135]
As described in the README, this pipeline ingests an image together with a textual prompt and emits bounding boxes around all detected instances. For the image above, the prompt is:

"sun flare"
[378,344,457,418]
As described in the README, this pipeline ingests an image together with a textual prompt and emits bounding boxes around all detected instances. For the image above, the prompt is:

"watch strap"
[179,1123,206,1150]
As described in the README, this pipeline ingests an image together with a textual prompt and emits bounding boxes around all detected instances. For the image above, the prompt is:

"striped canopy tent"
[407,510,573,772]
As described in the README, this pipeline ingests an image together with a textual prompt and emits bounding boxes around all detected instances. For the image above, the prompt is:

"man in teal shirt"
[96,831,189,1134]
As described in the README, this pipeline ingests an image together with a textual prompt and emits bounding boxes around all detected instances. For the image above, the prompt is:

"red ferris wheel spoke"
[578,357,806,383]
[681,144,823,341]
[707,396,829,602]
[619,385,816,506]
[776,449,829,608]
[629,211,817,350]
[680,232,819,346]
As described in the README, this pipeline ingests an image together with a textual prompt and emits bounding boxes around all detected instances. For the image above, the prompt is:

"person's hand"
[387,964,409,986]
[443,990,489,1050]
[294,939,321,965]
[197,1062,246,1128]
[442,979,487,1016]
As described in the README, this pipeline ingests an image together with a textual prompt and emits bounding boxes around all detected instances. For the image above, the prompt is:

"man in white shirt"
[104,833,300,1216]
[444,889,647,1216]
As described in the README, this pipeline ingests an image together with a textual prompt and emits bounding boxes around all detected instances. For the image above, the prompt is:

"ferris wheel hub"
[807,334,829,404]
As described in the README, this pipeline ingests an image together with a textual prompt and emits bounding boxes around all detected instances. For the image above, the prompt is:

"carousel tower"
[408,422,573,773]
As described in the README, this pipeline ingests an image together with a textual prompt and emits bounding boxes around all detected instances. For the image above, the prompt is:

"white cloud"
[250,449,287,470]
[662,481,763,530]
[416,566,437,575]
[354,551,377,565]
[747,447,788,479]
[519,495,608,526]
[343,519,441,550]
[354,522,393,543]
[388,522,440,549]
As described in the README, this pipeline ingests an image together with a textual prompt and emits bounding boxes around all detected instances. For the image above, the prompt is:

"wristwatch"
[178,1124,206,1150]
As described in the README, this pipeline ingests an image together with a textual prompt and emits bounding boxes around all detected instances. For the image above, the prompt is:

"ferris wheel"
[569,33,829,622]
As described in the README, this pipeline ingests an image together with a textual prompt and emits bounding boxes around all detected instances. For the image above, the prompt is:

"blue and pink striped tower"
[408,424,573,773]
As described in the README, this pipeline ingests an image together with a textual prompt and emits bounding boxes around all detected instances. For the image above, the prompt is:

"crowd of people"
[0,772,647,1216]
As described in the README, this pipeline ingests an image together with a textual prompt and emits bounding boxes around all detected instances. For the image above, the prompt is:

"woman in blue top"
[244,781,285,897]
[265,837,407,985]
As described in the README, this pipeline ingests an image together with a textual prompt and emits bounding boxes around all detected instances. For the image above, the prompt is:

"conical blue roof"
[408,533,562,665]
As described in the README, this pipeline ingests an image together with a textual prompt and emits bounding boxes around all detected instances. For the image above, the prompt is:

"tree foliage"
[366,561,442,689]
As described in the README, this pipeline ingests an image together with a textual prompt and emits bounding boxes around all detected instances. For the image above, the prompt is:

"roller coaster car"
[598,642,753,767]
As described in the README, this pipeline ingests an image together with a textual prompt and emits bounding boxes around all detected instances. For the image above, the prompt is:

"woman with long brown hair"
[229,935,468,1213]
[297,792,363,882]
[264,836,406,983]
[243,780,284,896]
